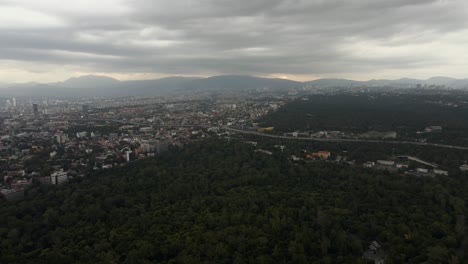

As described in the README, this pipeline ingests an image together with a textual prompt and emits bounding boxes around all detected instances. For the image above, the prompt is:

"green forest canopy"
[260,94,468,146]
[1,139,468,263]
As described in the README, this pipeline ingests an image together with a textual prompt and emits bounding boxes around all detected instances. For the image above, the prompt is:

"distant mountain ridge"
[1,74,468,97]
[56,75,121,89]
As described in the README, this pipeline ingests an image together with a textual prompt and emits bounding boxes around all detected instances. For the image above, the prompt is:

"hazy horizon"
[1,73,468,85]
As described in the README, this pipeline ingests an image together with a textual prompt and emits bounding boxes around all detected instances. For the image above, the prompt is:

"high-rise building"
[51,170,68,185]
[82,104,90,113]
[12,97,16,108]
[141,141,156,153]
[33,104,39,119]
[54,132,69,144]
[126,151,135,162]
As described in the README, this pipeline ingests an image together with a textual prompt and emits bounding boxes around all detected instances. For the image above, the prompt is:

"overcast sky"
[0,0,467,83]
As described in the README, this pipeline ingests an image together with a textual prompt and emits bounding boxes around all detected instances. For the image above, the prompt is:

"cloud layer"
[1,0,467,82]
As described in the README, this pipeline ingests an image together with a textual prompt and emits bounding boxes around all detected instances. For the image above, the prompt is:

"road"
[48,117,468,151]
[402,156,439,168]
[223,127,468,151]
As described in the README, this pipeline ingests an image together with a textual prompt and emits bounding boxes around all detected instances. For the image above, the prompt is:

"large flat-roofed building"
[377,160,395,166]
[0,188,24,202]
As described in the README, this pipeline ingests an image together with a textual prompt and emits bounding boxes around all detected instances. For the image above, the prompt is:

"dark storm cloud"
[0,0,467,81]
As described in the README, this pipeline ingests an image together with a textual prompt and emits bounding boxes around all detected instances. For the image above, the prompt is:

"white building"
[460,165,468,172]
[417,168,428,174]
[377,160,395,166]
[51,170,68,185]
[433,169,448,176]
[140,127,154,133]
[126,151,133,162]
[54,133,69,144]
[76,131,88,138]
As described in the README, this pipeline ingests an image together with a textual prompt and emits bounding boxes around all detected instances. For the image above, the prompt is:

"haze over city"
[1,0,468,83]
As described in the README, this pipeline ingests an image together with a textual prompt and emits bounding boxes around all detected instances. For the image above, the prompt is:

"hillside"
[1,75,468,97]
[260,94,468,146]
[58,75,121,89]
[306,77,468,88]
[1,139,467,263]
[0,75,299,97]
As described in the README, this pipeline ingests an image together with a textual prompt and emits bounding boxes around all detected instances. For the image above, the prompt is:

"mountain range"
[0,75,467,97]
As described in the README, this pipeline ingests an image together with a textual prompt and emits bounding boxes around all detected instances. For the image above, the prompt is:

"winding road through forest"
[223,127,468,151]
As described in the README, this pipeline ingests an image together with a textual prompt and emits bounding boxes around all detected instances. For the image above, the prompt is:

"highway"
[402,156,439,168]
[223,127,468,151]
[48,117,468,151]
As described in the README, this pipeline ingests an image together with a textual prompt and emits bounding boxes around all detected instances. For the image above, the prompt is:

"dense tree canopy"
[260,94,468,146]
[237,135,468,169]
[1,139,468,263]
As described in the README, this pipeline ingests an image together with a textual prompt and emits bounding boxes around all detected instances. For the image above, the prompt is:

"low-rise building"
[0,188,24,202]
[433,169,448,176]
[257,127,274,132]
[316,151,331,160]
[460,164,468,172]
[417,168,428,174]
[425,126,442,133]
[377,160,395,166]
[37,176,51,185]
